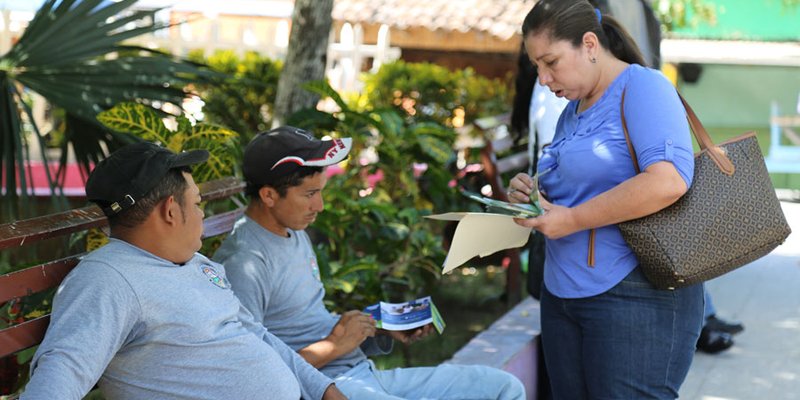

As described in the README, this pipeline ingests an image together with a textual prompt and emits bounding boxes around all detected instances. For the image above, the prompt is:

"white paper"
[426,213,532,273]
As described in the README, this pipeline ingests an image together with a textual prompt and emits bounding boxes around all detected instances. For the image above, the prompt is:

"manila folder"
[426,212,531,273]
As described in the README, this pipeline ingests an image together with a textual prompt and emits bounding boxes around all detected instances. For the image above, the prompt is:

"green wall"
[677,64,800,128]
[671,0,800,41]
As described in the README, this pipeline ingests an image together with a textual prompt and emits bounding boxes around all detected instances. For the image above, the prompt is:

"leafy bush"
[287,81,465,310]
[362,61,511,127]
[187,49,282,144]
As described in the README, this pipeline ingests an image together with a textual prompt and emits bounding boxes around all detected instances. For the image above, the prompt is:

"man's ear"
[159,195,179,225]
[258,186,280,208]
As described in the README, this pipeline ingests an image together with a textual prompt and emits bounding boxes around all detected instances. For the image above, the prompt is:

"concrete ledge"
[447,297,542,400]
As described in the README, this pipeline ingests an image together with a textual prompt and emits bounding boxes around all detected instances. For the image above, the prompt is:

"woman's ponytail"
[599,16,647,66]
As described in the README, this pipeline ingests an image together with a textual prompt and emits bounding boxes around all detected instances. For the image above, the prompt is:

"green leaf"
[97,102,173,144]
[302,80,350,112]
[374,109,404,137]
[417,135,454,165]
[177,116,193,134]
[397,207,421,222]
[380,222,410,241]
[185,124,238,183]
[329,278,357,294]
[287,108,340,131]
[409,122,456,139]
[331,260,380,279]
[96,103,239,184]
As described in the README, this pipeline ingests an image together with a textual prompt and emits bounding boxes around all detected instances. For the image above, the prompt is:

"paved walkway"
[680,200,800,399]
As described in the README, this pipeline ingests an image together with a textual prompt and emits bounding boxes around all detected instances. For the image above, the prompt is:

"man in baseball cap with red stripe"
[214,127,525,399]
[237,126,353,233]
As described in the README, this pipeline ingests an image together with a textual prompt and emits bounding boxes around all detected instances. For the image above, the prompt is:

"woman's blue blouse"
[537,64,694,298]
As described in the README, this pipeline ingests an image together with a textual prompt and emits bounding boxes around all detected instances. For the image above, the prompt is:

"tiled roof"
[333,0,537,41]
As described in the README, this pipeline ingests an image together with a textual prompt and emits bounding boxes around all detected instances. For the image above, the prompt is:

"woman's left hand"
[514,196,579,239]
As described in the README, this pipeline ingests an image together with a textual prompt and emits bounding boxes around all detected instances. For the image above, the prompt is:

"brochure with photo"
[364,296,446,334]
[462,190,541,218]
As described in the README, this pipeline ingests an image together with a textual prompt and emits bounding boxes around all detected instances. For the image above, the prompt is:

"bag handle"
[620,90,735,176]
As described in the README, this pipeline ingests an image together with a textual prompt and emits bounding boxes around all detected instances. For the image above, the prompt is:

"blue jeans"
[703,284,715,320]
[540,267,703,399]
[333,360,525,400]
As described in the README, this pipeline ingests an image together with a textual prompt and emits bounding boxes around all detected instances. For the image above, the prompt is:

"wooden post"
[1,10,11,55]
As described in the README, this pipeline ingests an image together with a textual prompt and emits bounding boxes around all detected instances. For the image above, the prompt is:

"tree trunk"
[273,0,334,126]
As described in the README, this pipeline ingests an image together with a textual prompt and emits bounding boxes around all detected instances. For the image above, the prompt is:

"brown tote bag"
[619,93,791,290]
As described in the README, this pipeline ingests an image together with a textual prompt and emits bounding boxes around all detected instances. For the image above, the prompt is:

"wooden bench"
[0,132,542,397]
[764,102,800,174]
[0,177,245,395]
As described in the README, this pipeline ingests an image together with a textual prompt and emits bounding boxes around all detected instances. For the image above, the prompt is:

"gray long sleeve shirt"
[213,216,392,379]
[21,239,332,400]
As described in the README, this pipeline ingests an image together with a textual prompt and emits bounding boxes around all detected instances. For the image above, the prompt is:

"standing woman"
[507,0,704,398]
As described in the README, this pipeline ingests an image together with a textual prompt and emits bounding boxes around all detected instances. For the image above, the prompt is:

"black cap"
[86,142,209,216]
[243,126,352,187]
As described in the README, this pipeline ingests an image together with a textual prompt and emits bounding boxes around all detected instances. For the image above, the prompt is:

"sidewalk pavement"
[680,200,800,400]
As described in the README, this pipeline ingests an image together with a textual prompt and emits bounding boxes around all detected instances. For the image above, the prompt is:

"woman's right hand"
[514,196,579,239]
[507,173,535,204]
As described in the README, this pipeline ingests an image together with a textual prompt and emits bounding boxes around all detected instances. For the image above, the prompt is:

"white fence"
[1,7,400,95]
[327,23,401,93]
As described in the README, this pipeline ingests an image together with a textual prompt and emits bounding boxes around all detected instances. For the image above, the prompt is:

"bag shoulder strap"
[619,89,735,176]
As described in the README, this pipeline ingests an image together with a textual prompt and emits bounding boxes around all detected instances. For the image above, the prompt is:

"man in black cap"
[214,127,525,399]
[21,142,346,400]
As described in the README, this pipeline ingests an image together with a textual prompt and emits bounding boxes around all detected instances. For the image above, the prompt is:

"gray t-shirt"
[214,216,392,378]
[22,239,332,400]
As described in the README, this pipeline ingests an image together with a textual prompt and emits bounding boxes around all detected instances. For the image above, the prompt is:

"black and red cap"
[243,126,352,187]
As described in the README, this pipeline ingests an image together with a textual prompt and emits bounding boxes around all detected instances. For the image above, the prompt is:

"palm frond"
[58,113,135,180]
[0,0,225,218]
[9,0,154,66]
[0,78,24,219]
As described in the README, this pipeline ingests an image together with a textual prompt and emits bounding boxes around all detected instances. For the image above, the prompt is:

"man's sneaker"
[706,315,745,335]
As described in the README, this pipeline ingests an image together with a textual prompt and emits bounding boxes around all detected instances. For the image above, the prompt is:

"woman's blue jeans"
[540,267,704,399]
